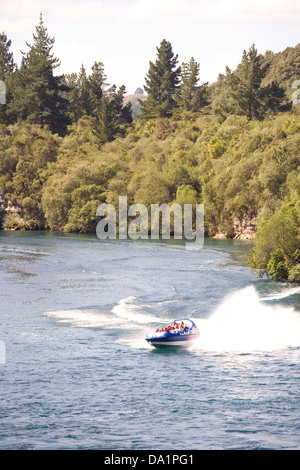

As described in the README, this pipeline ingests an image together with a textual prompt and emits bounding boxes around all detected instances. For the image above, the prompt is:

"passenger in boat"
[156,327,167,332]
[180,322,185,331]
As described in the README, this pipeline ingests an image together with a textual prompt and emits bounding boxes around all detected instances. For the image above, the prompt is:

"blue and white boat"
[145,319,199,348]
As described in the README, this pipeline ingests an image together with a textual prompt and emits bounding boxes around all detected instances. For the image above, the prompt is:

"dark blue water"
[0,231,299,449]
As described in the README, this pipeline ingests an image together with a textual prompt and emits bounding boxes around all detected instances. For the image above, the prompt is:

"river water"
[0,231,299,450]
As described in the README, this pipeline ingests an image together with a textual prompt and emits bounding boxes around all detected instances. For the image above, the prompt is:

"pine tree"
[175,57,209,112]
[93,85,132,146]
[65,62,107,122]
[110,85,132,129]
[0,32,15,80]
[64,72,80,122]
[234,44,269,120]
[64,60,132,141]
[77,64,91,117]
[93,97,115,146]
[225,44,289,120]
[89,61,107,116]
[177,57,199,111]
[261,80,291,114]
[8,13,70,134]
[140,39,181,119]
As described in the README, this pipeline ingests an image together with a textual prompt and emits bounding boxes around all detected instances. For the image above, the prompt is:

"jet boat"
[145,319,199,348]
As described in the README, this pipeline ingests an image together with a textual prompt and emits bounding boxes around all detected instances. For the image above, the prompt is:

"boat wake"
[45,296,172,334]
[111,296,166,325]
[45,307,114,328]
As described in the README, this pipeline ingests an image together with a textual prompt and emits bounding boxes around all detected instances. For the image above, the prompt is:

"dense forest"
[0,15,299,282]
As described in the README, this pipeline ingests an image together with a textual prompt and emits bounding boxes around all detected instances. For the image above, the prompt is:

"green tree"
[89,61,107,116]
[176,57,208,112]
[109,85,132,130]
[261,80,291,114]
[77,64,92,117]
[0,32,15,80]
[210,68,239,120]
[64,72,81,122]
[93,97,116,146]
[65,63,105,122]
[224,44,289,120]
[65,62,132,141]
[93,85,132,146]
[234,44,269,120]
[8,14,70,134]
[140,39,181,118]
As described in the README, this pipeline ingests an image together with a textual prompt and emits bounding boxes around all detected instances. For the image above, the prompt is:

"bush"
[267,249,289,280]
[248,199,300,281]
[288,264,300,283]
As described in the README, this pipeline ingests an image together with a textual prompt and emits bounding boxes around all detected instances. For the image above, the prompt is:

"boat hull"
[146,334,198,349]
[147,340,197,349]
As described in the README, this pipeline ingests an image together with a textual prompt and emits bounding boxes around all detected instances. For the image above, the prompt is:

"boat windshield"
[173,319,196,330]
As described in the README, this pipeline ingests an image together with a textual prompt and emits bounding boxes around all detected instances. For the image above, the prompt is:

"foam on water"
[45,308,110,328]
[111,296,163,324]
[260,286,300,301]
[45,296,166,331]
[192,285,300,352]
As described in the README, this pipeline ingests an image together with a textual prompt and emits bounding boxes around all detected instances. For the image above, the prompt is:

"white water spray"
[192,286,300,352]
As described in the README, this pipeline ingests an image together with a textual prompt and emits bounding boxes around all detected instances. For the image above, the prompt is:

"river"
[0,231,299,449]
